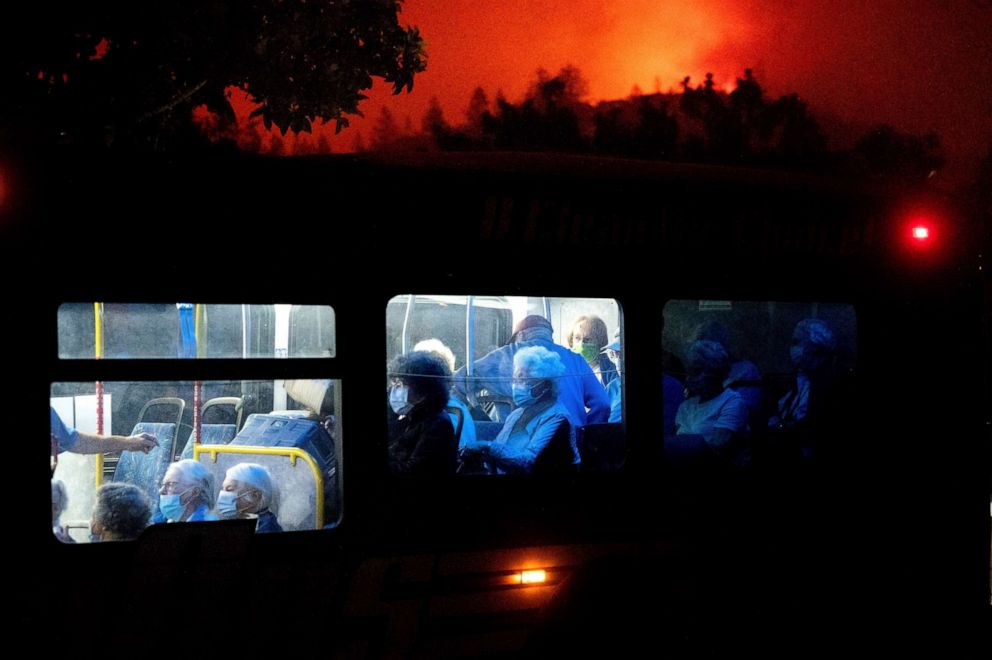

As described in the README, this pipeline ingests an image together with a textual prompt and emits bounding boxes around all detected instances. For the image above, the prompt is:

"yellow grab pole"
[94,303,105,487]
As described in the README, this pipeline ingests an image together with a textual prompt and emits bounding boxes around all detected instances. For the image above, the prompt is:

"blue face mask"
[389,385,414,416]
[159,492,189,522]
[512,380,549,408]
[216,490,248,519]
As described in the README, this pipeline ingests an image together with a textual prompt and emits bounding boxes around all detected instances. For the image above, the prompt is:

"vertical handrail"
[465,295,477,408]
[193,304,203,445]
[93,302,104,487]
[401,295,416,355]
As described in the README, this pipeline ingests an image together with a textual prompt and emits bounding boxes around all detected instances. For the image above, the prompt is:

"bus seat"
[226,413,338,527]
[175,396,242,461]
[195,448,323,531]
[474,420,503,442]
[445,406,464,443]
[576,422,625,471]
[178,424,237,461]
[533,420,578,474]
[111,421,177,503]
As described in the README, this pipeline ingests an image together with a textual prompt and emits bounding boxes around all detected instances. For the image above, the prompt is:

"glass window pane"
[50,378,341,542]
[385,295,623,476]
[662,300,857,466]
[57,304,336,359]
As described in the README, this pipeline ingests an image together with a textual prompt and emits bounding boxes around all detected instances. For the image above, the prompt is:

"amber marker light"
[520,569,548,585]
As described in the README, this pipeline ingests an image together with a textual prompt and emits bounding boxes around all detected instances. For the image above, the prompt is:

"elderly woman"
[674,340,748,451]
[90,482,152,542]
[153,459,218,523]
[387,350,458,475]
[52,479,74,543]
[767,319,841,462]
[567,315,618,388]
[414,338,479,451]
[465,346,579,474]
[217,463,282,533]
[769,319,837,431]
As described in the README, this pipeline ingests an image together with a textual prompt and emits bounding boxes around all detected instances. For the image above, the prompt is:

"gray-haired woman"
[217,463,282,533]
[153,459,218,523]
[674,340,749,450]
[464,345,579,474]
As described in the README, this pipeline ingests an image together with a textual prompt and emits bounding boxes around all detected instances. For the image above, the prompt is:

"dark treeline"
[393,66,945,185]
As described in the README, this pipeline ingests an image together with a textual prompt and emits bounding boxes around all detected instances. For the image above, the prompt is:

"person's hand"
[126,433,158,453]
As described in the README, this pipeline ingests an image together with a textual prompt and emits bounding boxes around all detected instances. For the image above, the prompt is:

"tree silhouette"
[0,1,427,151]
[852,125,944,182]
[415,67,935,184]
[483,66,589,152]
[465,87,491,137]
[372,107,401,151]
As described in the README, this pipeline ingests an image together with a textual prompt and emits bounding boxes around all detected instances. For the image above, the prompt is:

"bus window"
[385,295,623,475]
[51,379,341,542]
[57,303,336,359]
[662,300,856,466]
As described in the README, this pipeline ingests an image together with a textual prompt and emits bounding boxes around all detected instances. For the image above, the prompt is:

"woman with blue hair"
[673,340,749,452]
[217,463,282,533]
[463,346,579,474]
[153,459,219,523]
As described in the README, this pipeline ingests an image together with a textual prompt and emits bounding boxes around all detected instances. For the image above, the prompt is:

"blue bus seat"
[230,413,338,526]
[474,421,503,442]
[576,422,625,471]
[179,424,238,460]
[177,396,243,461]
[445,406,465,443]
[533,420,579,474]
[112,422,177,503]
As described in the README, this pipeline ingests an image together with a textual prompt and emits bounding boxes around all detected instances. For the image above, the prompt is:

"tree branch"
[139,80,209,122]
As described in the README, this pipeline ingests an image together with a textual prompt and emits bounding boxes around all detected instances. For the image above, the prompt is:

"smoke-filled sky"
[282,0,992,185]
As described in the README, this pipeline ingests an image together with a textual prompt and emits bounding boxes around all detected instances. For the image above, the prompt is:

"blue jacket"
[50,407,80,453]
[486,399,578,474]
[255,510,283,533]
[453,339,610,426]
[592,354,619,389]
[606,378,622,423]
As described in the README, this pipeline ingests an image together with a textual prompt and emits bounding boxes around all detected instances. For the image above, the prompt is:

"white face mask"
[389,385,414,415]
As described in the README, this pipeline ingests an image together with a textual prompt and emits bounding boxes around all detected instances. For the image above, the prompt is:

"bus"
[7,148,989,656]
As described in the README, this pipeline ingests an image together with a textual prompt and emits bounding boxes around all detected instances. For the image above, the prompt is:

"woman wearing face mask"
[465,346,579,474]
[386,351,458,475]
[766,319,843,463]
[216,463,282,533]
[674,340,748,452]
[152,459,218,523]
[89,482,152,542]
[567,315,617,388]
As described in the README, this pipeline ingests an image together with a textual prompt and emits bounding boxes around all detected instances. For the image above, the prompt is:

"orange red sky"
[240,0,992,185]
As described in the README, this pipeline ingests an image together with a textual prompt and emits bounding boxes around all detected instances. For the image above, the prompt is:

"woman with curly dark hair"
[90,482,152,542]
[386,351,457,475]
